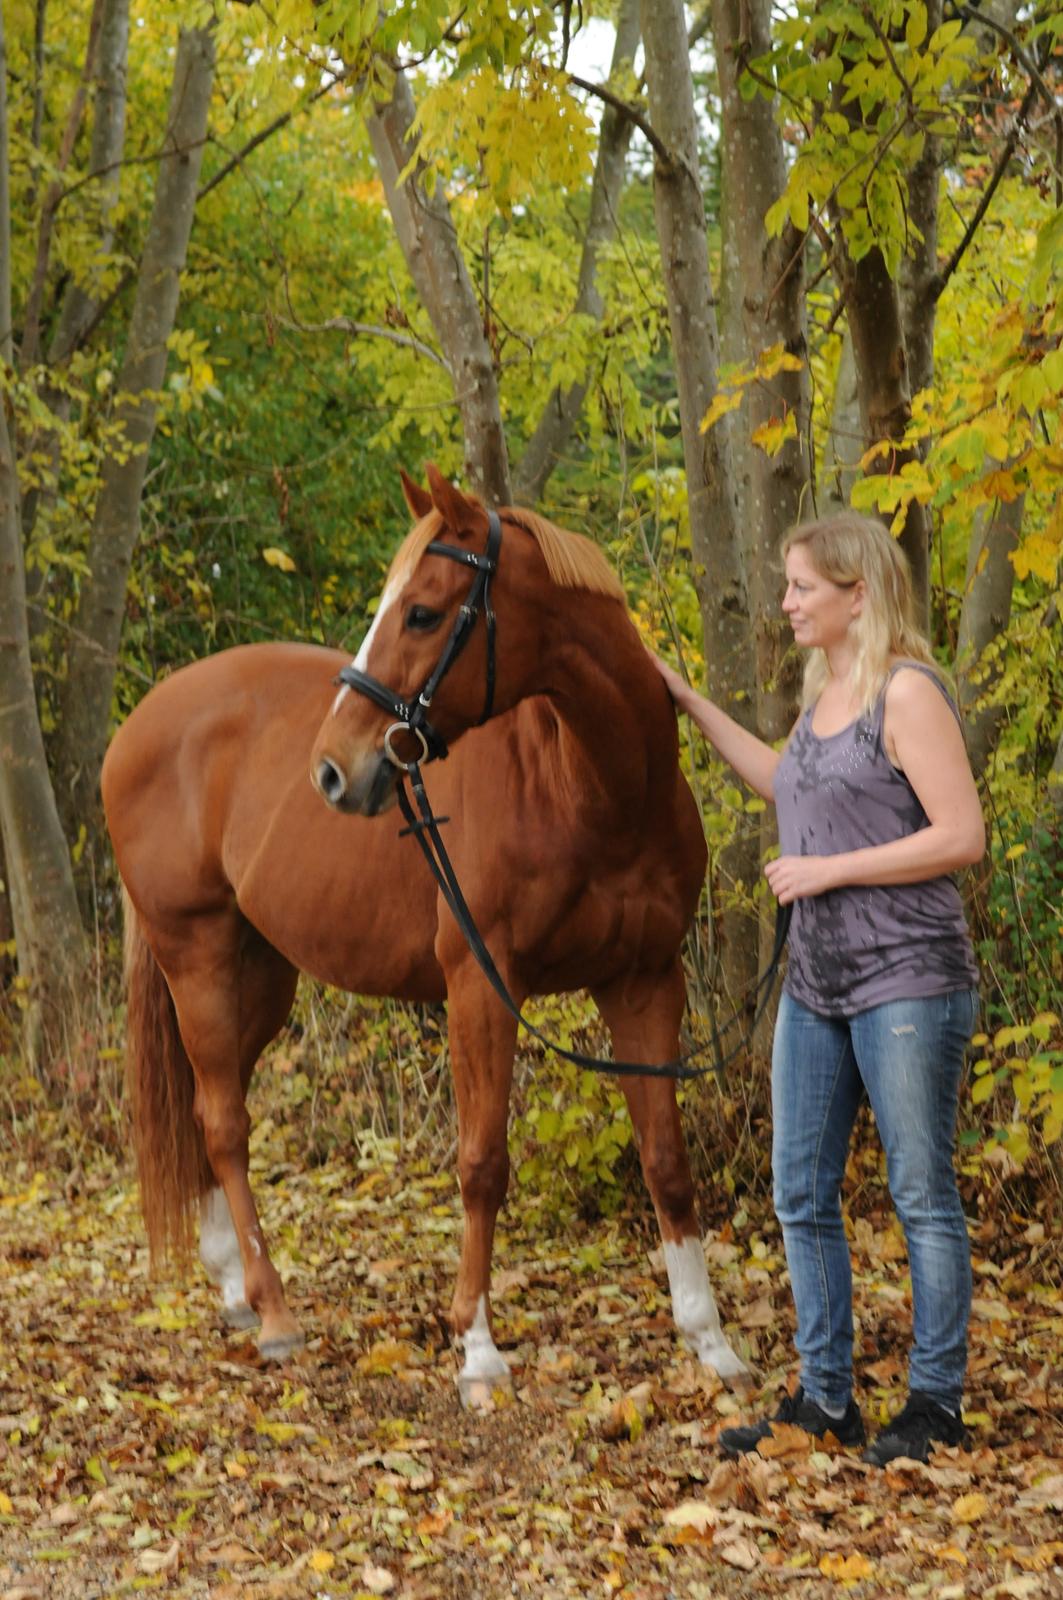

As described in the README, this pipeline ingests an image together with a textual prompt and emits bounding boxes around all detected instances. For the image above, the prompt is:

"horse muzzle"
[313,750,399,816]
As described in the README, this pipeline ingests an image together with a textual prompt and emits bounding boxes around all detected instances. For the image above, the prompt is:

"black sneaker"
[862,1390,968,1466]
[719,1385,866,1456]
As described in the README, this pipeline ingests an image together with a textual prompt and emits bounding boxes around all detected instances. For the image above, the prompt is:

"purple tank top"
[773,662,979,1017]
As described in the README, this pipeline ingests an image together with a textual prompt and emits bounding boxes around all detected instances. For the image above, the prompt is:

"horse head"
[310,466,552,815]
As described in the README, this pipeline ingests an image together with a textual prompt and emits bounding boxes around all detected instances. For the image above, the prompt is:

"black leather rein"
[337,510,791,1082]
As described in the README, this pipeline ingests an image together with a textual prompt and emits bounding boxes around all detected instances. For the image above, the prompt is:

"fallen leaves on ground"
[0,1120,1059,1600]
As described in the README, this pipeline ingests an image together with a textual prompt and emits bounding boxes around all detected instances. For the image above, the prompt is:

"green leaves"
[759,0,975,278]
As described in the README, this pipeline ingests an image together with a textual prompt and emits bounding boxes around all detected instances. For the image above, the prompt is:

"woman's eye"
[406,605,443,632]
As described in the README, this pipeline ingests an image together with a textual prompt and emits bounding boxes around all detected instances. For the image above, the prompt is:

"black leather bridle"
[337,509,790,1081]
[337,511,502,767]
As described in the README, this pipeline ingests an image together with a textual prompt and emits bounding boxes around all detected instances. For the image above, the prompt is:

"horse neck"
[534,592,675,810]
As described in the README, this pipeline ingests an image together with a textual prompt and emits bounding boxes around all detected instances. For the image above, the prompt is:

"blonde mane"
[386,505,625,602]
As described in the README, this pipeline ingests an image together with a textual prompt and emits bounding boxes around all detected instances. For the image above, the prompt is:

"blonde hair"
[782,512,943,714]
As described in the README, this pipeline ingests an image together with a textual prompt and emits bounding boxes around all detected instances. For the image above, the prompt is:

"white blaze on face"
[328,576,405,719]
[351,575,404,674]
[663,1236,750,1381]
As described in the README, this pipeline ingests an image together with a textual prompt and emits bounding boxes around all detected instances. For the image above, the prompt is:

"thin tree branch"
[953,0,1062,207]
[566,73,671,164]
[953,3,1059,113]
[865,8,916,115]
[51,77,345,364]
[18,0,106,370]
[935,76,1039,298]
[198,65,354,202]
[278,313,451,370]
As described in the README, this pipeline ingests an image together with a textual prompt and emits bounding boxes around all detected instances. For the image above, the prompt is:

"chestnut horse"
[103,465,749,1403]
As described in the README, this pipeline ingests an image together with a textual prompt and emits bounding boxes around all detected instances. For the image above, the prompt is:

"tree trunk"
[900,1,943,401]
[49,0,131,367]
[0,4,89,1068]
[513,0,640,504]
[838,240,932,626]
[364,63,511,506]
[0,12,11,369]
[713,0,808,744]
[1049,723,1063,827]
[641,0,757,1011]
[640,0,749,710]
[713,0,811,1048]
[22,0,131,638]
[819,326,861,511]
[54,25,216,843]
[956,493,1024,779]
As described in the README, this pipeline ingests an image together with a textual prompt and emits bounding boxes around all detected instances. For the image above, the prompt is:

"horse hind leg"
[157,915,301,1359]
[197,929,298,1334]
[592,967,752,1391]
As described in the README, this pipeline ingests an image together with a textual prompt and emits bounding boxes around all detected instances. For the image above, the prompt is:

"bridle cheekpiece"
[337,510,502,769]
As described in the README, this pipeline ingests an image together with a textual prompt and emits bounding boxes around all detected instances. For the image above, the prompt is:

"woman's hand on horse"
[650,652,695,711]
[764,853,841,904]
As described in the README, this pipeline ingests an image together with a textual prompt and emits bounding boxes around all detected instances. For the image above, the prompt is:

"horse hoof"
[257,1326,305,1362]
[223,1302,260,1330]
[457,1371,510,1411]
[695,1343,754,1392]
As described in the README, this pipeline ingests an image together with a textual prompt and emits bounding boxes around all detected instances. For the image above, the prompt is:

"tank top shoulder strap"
[880,660,963,730]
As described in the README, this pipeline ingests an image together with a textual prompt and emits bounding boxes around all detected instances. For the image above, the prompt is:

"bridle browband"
[335,507,791,1081]
[336,511,502,767]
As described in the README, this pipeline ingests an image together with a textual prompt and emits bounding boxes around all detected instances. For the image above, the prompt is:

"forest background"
[0,4,1062,1596]
[0,0,1061,1222]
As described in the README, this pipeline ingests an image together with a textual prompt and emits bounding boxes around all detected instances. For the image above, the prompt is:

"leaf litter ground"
[0,1115,1060,1600]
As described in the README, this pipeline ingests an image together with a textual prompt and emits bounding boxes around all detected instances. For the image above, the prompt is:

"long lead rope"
[397,763,792,1082]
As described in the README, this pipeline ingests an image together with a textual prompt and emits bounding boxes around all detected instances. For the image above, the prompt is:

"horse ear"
[399,470,434,521]
[425,463,485,536]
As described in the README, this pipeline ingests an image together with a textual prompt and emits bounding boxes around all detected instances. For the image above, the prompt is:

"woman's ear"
[850,578,867,618]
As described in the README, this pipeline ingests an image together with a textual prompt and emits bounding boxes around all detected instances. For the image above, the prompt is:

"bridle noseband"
[336,511,502,768]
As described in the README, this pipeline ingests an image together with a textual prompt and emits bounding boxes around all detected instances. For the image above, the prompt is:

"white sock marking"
[663,1236,749,1379]
[457,1295,510,1386]
[199,1188,250,1317]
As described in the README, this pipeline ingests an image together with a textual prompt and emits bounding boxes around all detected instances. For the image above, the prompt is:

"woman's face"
[782,543,864,651]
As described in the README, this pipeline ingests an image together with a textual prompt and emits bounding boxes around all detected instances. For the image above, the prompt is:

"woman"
[655,512,984,1466]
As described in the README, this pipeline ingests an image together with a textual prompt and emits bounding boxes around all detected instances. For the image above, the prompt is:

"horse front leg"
[593,965,752,1390]
[444,961,520,1408]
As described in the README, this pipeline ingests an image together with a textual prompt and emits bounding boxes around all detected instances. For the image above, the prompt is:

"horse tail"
[123,888,212,1267]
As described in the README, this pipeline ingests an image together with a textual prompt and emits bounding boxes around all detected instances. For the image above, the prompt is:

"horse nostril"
[316,758,347,805]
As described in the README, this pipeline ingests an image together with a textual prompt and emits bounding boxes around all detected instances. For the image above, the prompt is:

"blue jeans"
[772,988,977,1412]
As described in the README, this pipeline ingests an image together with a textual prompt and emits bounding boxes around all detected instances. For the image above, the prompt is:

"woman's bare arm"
[653,655,782,801]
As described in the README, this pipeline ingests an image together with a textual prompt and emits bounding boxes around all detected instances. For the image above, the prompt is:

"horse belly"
[232,810,446,1004]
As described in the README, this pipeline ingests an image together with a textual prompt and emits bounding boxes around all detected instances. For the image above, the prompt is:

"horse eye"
[406,605,443,632]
